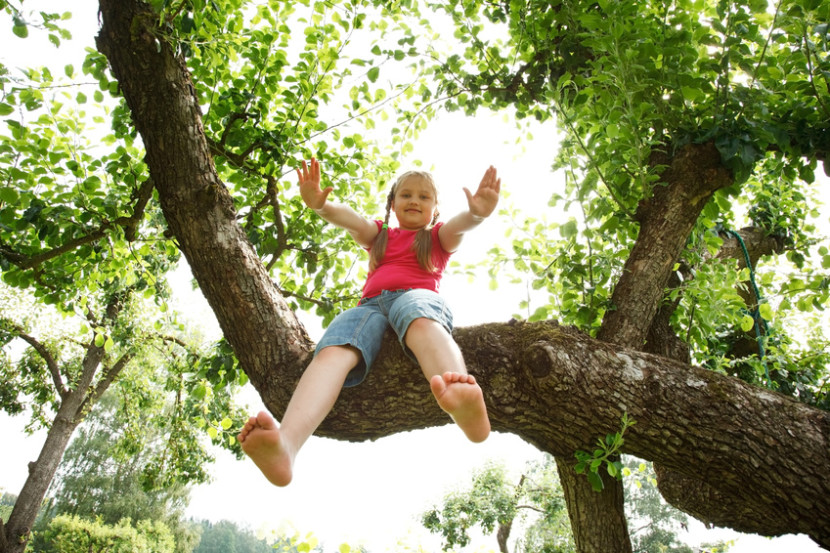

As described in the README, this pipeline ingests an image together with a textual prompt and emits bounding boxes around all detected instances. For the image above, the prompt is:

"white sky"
[0,1,826,552]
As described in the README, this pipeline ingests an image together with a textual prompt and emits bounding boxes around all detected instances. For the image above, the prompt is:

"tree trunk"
[556,456,630,552]
[95,1,314,423]
[597,143,734,349]
[554,144,733,553]
[496,521,512,553]
[643,226,791,536]
[1,410,80,553]
[95,2,830,549]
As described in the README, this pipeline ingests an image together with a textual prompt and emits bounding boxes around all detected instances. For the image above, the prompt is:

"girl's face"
[392,175,438,231]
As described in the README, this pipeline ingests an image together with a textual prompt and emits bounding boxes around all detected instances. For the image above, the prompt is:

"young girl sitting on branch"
[238,158,501,486]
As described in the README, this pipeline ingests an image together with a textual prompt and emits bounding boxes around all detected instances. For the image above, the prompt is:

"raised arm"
[438,165,501,253]
[297,158,379,249]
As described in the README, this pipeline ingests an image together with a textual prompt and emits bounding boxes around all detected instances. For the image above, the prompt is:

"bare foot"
[430,372,491,443]
[237,411,295,486]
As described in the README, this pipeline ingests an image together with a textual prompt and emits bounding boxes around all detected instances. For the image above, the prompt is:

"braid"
[369,188,395,271]
[412,210,439,273]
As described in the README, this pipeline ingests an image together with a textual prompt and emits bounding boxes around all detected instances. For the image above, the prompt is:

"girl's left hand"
[464,166,501,219]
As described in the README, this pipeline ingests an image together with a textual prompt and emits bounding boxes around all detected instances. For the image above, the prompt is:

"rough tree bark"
[95,1,830,551]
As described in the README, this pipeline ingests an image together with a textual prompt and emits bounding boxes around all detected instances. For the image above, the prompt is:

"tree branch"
[3,321,67,398]
[1,177,155,271]
[80,353,133,416]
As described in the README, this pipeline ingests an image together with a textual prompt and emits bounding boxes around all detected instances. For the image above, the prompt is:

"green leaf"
[12,15,29,38]
[220,417,233,430]
[740,314,755,332]
[587,472,604,492]
[0,187,19,203]
[559,220,578,238]
[0,103,13,116]
[193,384,207,400]
[367,66,380,83]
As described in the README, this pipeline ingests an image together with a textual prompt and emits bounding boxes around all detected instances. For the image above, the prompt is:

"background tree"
[3,1,829,552]
[422,456,728,553]
[0,278,248,552]
[0,494,14,527]
[422,458,572,553]
[192,520,273,553]
[34,392,205,553]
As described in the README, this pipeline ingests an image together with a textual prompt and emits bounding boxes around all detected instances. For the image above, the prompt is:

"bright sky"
[0,1,826,552]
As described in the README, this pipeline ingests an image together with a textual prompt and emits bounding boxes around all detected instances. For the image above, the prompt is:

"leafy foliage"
[2,0,829,549]
[412,0,830,401]
[34,514,176,553]
[136,0,452,324]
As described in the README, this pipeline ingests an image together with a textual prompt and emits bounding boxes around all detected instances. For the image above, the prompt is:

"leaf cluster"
[413,0,830,398]
[33,514,176,553]
[573,413,635,492]
[1,46,178,312]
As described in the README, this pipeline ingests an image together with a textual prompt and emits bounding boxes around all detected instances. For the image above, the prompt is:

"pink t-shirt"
[362,221,452,300]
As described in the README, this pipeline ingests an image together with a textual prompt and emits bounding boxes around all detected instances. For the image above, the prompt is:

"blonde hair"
[369,171,440,272]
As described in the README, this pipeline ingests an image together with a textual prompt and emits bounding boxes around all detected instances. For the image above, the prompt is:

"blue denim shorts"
[314,289,454,387]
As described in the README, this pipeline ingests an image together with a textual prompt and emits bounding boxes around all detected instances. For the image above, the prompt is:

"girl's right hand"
[297,158,333,210]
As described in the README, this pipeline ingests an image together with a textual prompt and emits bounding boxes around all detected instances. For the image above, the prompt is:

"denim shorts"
[314,289,454,387]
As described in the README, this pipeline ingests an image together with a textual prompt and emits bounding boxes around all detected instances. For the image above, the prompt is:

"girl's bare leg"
[404,318,490,442]
[237,345,360,486]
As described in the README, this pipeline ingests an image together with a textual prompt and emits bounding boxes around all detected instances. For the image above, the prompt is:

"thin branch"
[1,177,155,270]
[276,283,358,309]
[4,322,67,397]
[555,99,635,218]
[81,352,133,415]
[515,504,547,514]
[301,79,419,145]
[802,24,830,119]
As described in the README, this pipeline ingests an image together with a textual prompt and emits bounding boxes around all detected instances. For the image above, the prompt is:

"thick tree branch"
[598,143,734,348]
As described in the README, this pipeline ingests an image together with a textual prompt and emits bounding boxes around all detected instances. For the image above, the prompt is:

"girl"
[238,158,501,486]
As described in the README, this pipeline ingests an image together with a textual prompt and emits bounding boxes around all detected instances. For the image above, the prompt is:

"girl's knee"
[315,344,361,366]
[405,317,443,340]
[407,317,434,332]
